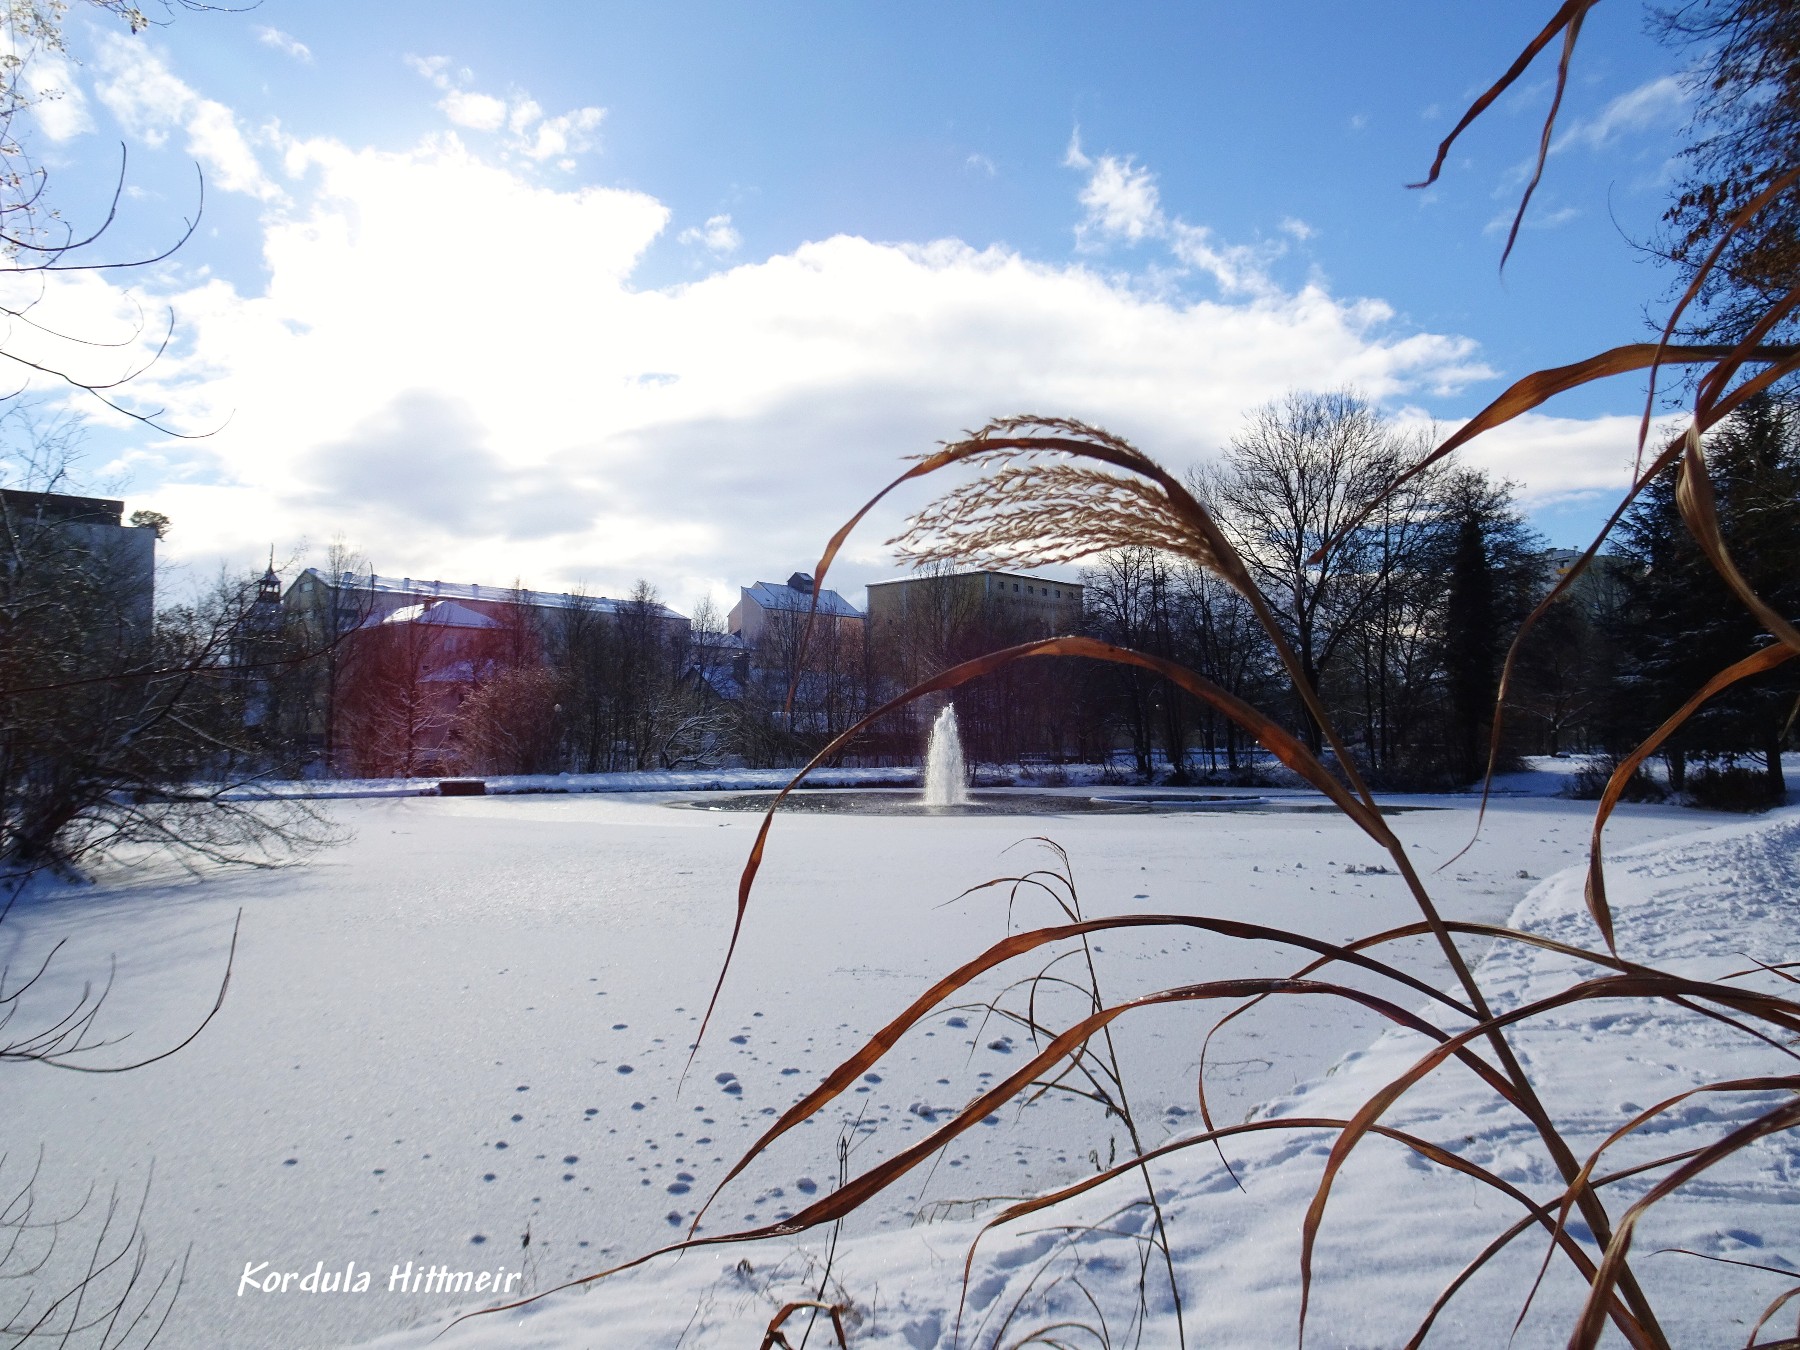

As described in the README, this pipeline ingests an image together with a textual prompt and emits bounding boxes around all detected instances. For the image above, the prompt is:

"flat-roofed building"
[865,569,1081,643]
[0,488,156,637]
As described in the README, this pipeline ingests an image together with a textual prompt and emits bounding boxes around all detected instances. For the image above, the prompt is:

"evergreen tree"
[1609,394,1800,798]
[1443,512,1497,784]
[1434,471,1545,785]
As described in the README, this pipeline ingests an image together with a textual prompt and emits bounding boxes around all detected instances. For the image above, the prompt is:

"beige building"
[865,569,1082,644]
[727,572,863,650]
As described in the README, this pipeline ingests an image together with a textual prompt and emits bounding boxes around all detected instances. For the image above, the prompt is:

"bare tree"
[0,462,333,876]
[1210,391,1440,754]
[452,664,562,775]
[288,539,377,776]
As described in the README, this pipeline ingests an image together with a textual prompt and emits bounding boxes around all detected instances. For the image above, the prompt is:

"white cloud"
[406,55,603,165]
[24,56,92,141]
[440,89,508,132]
[1279,217,1316,242]
[1077,154,1162,244]
[93,35,280,200]
[1167,222,1274,295]
[404,54,453,87]
[521,105,604,161]
[1446,411,1661,507]
[1483,202,1581,236]
[1062,128,1090,171]
[44,57,1637,615]
[1494,74,1691,199]
[256,27,312,64]
[1553,75,1687,153]
[1067,139,1282,295]
[679,213,742,257]
[84,133,1500,604]
[965,152,997,177]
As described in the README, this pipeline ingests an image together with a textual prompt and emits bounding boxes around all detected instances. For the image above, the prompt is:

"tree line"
[1038,390,1796,804]
[293,386,1799,805]
[5,384,1795,880]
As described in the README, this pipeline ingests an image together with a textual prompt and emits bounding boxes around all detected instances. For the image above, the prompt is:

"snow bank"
[220,766,926,801]
[373,809,1800,1348]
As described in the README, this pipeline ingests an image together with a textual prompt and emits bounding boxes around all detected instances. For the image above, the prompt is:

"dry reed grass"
[456,9,1800,1347]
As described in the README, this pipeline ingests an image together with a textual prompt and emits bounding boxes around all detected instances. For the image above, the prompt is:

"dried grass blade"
[1518,1076,1800,1339]
[1193,914,1660,1164]
[1405,1136,1711,1350]
[1631,167,1800,476]
[758,1301,848,1350]
[1300,973,1800,1347]
[757,976,1474,1233]
[692,913,1482,1235]
[1571,1098,1800,1350]
[1308,343,1786,568]
[1676,420,1800,659]
[955,1114,1647,1350]
[1586,643,1796,948]
[1498,4,1587,271]
[1408,1,1598,192]
[698,634,1391,1063]
[1748,1284,1800,1348]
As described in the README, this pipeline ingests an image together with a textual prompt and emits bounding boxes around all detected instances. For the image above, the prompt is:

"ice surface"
[3,783,1780,1347]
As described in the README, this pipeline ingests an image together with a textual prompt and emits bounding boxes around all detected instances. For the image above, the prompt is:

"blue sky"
[5,2,1698,610]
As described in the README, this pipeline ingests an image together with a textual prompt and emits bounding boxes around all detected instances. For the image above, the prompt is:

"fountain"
[679,700,1366,816]
[922,704,971,808]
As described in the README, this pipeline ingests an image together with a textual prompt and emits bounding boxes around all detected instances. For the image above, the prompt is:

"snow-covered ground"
[4,781,1789,1347]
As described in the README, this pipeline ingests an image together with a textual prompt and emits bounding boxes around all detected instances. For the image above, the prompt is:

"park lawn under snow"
[4,782,1791,1347]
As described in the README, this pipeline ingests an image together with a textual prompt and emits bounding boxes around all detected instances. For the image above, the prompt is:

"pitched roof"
[742,580,862,618]
[366,600,501,630]
[302,568,686,623]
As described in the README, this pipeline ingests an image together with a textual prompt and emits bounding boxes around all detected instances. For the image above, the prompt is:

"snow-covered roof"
[365,599,500,630]
[300,568,686,623]
[741,580,862,618]
[420,657,500,683]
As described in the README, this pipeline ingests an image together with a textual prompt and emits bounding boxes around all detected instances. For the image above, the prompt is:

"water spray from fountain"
[923,703,970,808]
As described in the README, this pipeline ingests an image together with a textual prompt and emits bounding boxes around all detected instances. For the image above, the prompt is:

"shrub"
[1687,761,1782,812]
[1568,757,1668,803]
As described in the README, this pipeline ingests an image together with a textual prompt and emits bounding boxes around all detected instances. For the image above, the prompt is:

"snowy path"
[2,789,1754,1347]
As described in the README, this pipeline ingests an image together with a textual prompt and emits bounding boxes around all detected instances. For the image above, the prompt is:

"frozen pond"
[683,787,1449,814]
[2,788,1722,1348]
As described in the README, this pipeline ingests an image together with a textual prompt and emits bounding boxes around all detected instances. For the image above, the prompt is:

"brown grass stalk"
[448,6,1800,1342]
